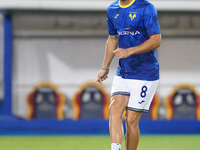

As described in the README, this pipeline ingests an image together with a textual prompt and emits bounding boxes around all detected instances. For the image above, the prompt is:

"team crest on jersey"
[129,13,136,21]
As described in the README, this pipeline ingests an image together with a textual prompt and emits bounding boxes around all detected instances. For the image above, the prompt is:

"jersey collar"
[119,0,135,8]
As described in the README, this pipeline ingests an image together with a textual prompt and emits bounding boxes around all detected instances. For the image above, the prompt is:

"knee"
[125,113,140,128]
[109,102,117,116]
[109,101,123,118]
[125,116,137,128]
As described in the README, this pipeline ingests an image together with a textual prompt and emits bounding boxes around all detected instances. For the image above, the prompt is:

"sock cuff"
[111,143,121,150]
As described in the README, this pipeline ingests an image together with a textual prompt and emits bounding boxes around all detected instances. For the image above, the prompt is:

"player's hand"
[96,69,109,84]
[113,48,131,59]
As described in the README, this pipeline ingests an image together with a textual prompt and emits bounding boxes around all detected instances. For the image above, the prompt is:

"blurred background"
[0,0,200,135]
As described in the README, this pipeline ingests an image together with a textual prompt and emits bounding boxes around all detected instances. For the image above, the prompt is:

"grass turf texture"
[0,135,200,150]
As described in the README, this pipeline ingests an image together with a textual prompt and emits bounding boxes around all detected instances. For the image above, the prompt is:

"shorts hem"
[126,107,148,113]
[111,92,130,97]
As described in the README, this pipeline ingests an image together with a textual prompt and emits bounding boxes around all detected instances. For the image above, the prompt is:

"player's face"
[120,0,131,3]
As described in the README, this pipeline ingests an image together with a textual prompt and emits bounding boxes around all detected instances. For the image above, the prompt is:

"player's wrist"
[128,47,135,55]
[102,68,109,71]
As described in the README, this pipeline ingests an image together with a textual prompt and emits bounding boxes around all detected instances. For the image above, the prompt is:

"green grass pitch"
[0,135,200,150]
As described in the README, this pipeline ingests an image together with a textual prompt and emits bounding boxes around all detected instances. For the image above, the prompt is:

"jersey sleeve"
[107,9,117,35]
[143,4,161,36]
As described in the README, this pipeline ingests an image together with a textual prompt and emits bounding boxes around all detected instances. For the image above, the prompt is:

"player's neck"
[119,0,135,7]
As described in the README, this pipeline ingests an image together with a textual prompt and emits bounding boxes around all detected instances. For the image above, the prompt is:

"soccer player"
[96,0,161,150]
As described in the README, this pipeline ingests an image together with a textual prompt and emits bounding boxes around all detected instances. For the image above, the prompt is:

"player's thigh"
[110,95,129,115]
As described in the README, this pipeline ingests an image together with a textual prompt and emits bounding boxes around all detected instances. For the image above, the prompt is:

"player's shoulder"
[107,0,119,11]
[141,0,157,12]
[135,0,156,9]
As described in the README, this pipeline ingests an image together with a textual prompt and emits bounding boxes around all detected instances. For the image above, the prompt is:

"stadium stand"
[72,81,110,119]
[165,84,200,120]
[27,82,65,119]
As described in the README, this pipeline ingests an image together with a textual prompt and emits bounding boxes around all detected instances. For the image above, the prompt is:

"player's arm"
[102,34,118,69]
[129,33,161,55]
[96,34,118,84]
[113,33,161,59]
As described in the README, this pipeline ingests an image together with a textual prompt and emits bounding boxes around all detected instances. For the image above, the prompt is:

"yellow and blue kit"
[107,0,161,81]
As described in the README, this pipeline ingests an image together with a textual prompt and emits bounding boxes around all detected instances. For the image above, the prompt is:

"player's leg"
[109,95,129,145]
[125,110,142,150]
[110,76,130,150]
[125,79,159,150]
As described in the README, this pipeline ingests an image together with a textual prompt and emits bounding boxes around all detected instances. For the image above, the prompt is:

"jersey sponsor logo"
[129,13,136,21]
[117,28,140,36]
[114,14,119,19]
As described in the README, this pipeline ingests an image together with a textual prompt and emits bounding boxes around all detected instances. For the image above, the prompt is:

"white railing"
[0,0,200,11]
